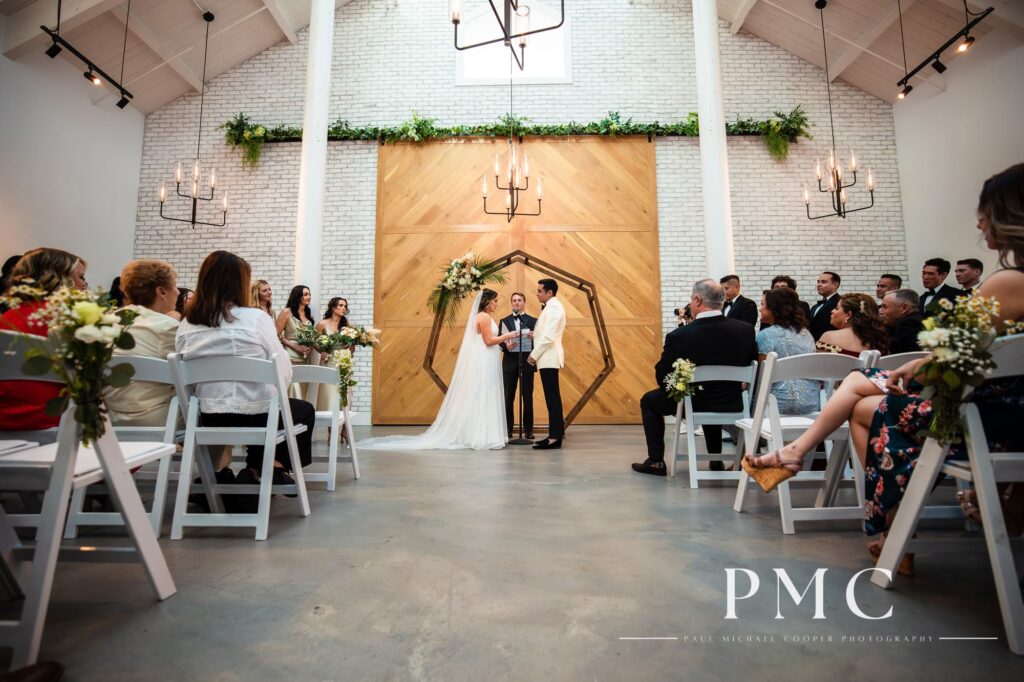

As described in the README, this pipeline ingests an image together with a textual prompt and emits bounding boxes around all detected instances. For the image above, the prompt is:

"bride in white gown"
[359,289,520,451]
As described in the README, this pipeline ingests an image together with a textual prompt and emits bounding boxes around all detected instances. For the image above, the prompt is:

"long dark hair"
[838,293,889,354]
[286,284,313,322]
[175,288,193,316]
[323,296,349,328]
[764,287,808,332]
[478,288,498,312]
[186,251,251,328]
[978,162,1024,268]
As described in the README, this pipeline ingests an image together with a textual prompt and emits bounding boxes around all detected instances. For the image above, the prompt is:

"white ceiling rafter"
[730,0,759,35]
[110,3,204,93]
[3,0,124,58]
[828,0,919,82]
[261,0,297,44]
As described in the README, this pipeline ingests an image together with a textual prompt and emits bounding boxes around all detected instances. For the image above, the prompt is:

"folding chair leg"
[9,426,78,669]
[667,420,680,478]
[686,424,699,489]
[93,430,176,601]
[733,471,751,512]
[148,451,172,537]
[287,432,311,519]
[170,433,198,541]
[871,438,949,589]
[326,414,339,492]
[255,433,277,541]
[777,480,796,535]
[63,487,87,539]
[344,408,360,480]
[195,445,224,515]
[817,438,849,508]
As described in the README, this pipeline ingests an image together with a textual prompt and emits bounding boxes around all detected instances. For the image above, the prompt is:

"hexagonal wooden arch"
[422,250,615,429]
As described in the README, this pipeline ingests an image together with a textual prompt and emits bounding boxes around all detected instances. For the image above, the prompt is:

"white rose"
[74,325,106,344]
[100,324,122,342]
[102,313,119,325]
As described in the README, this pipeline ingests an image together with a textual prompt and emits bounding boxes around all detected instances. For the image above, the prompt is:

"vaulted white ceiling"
[3,0,1022,114]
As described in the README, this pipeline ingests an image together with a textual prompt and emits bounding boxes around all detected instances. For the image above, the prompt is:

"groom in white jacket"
[528,278,566,450]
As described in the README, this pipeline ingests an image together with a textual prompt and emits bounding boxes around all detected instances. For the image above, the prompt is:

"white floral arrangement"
[337,325,381,348]
[663,358,699,401]
[331,348,357,409]
[427,251,507,326]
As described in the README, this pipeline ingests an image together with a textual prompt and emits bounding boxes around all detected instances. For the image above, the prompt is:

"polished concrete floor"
[5,425,1024,681]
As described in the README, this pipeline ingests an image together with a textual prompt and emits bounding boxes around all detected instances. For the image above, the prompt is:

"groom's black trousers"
[539,368,565,439]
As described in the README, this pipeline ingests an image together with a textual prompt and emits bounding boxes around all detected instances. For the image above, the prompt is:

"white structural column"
[294,0,336,300]
[691,0,736,278]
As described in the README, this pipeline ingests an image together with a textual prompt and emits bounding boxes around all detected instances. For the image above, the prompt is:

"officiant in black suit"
[500,292,537,439]
[720,274,759,326]
[809,271,842,340]
[632,279,757,477]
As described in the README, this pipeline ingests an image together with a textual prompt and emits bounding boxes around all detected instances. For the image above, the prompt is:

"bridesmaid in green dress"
[315,297,350,411]
[276,285,315,399]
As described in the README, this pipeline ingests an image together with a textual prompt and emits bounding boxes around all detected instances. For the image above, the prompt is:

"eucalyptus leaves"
[223,107,811,168]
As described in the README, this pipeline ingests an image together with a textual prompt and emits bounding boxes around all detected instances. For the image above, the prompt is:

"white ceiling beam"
[3,0,124,58]
[828,0,919,82]
[110,5,204,93]
[262,0,297,44]
[730,0,759,35]
[932,0,1024,36]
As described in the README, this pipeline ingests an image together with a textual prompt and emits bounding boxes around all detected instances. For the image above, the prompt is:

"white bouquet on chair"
[337,325,381,348]
[0,284,138,445]
[663,358,699,402]
[331,348,357,409]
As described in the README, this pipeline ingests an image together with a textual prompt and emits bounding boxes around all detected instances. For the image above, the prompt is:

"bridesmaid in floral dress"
[744,163,1024,574]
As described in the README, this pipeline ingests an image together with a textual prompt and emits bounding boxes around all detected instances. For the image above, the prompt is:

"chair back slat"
[0,331,61,383]
[770,352,866,383]
[989,335,1024,380]
[170,354,277,386]
[290,364,339,386]
[873,351,929,372]
[692,361,758,385]
[109,355,175,384]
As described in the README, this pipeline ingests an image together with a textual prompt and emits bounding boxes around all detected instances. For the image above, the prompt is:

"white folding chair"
[732,351,868,534]
[668,361,757,487]
[0,337,176,669]
[63,355,180,539]
[293,365,360,490]
[872,350,930,372]
[871,335,1024,655]
[167,352,310,541]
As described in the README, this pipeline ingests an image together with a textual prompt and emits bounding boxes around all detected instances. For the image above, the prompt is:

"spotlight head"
[44,41,62,59]
[897,84,913,99]
[83,70,101,86]
[931,59,947,74]
[958,35,975,53]
[116,94,130,109]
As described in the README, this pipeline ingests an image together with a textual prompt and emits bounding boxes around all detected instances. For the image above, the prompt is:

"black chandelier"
[159,12,227,229]
[803,0,875,221]
[449,0,565,70]
[482,56,543,222]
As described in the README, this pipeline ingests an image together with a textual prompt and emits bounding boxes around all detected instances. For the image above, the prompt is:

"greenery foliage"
[222,107,812,168]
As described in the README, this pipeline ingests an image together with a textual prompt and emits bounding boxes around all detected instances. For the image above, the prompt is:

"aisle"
[10,426,1021,680]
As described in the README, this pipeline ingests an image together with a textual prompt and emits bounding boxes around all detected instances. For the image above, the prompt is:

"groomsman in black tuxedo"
[919,258,961,317]
[632,279,757,477]
[809,271,841,340]
[719,275,759,326]
[954,258,984,296]
[500,292,536,439]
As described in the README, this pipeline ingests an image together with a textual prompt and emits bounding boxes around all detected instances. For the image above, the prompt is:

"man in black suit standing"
[500,292,537,439]
[720,274,758,326]
[880,289,924,354]
[919,258,960,317]
[809,271,841,340]
[954,258,984,296]
[632,279,757,477]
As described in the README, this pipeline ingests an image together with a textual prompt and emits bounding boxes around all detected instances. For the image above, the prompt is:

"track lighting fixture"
[897,84,913,99]
[930,58,947,74]
[116,93,131,109]
[44,40,62,58]
[83,69,101,85]
[957,35,975,52]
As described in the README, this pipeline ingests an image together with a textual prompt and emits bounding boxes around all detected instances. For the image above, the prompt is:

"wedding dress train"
[358,291,507,451]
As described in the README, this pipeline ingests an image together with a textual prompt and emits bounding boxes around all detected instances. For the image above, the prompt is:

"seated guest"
[176,251,315,488]
[809,271,841,340]
[744,163,1024,572]
[0,248,88,430]
[919,257,960,316]
[756,288,818,415]
[0,254,22,313]
[770,274,812,320]
[879,289,924,354]
[109,276,125,307]
[720,275,758,326]
[169,287,193,321]
[104,260,180,427]
[954,257,984,295]
[632,279,757,476]
[251,279,274,317]
[875,273,902,300]
[816,293,889,357]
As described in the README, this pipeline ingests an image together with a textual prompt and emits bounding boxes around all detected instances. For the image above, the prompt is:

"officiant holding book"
[500,292,537,440]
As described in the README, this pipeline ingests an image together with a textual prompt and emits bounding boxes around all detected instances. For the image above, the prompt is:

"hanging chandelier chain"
[119,0,131,85]
[818,6,837,156]
[897,0,909,77]
[196,15,212,162]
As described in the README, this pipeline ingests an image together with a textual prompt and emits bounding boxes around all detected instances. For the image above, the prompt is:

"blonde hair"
[7,248,85,293]
[250,279,272,315]
[120,260,176,307]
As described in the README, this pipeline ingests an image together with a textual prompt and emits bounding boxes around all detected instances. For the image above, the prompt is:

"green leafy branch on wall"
[222,106,811,168]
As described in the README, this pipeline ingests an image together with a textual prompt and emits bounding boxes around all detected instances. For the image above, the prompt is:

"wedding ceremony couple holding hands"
[360,279,566,452]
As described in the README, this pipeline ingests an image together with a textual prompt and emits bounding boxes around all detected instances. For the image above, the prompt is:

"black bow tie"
[817,299,828,305]
[512,313,521,318]
[926,289,936,295]
[541,304,546,310]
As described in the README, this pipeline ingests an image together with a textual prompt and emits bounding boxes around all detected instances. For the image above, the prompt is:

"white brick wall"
[134,0,907,415]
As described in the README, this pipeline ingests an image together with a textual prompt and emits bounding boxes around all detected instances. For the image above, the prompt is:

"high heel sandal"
[955,487,1024,536]
[956,490,983,525]
[868,538,915,577]
[740,448,803,493]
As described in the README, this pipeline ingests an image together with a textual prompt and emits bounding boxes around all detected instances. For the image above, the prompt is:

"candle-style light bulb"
[193,161,200,181]
[867,168,875,192]
[209,168,216,189]
[802,183,810,206]
[827,174,835,193]
[828,149,835,170]
[815,159,822,181]
[537,176,544,200]
[449,0,462,22]
[175,162,182,184]
[523,152,529,178]
[223,192,228,212]
[849,150,857,173]
[505,192,512,210]
[160,183,166,203]
[494,153,500,177]
[517,11,530,48]
[191,179,198,198]
[482,176,488,198]
[840,188,848,205]
[836,162,843,182]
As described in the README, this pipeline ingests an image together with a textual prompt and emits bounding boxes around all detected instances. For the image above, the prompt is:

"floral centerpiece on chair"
[331,348,357,410]
[427,251,507,326]
[662,358,698,402]
[1,285,138,445]
[915,295,1002,445]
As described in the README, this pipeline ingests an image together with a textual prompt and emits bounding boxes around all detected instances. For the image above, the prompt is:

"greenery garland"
[222,107,811,168]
